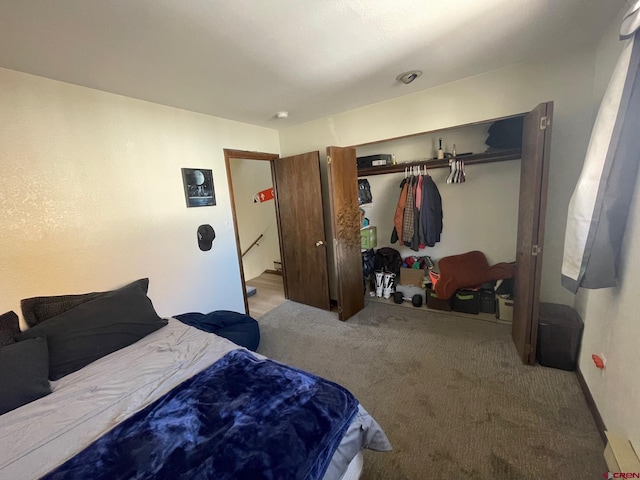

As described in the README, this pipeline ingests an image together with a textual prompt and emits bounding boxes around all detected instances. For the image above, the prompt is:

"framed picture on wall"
[181,168,216,207]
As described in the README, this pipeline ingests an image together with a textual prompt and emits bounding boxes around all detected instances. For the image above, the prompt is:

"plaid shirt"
[402,177,416,243]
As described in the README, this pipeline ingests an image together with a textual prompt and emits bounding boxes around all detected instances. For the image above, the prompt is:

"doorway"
[224,148,332,319]
[224,150,284,317]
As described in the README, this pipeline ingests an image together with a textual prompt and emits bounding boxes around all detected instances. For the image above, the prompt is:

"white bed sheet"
[0,319,388,479]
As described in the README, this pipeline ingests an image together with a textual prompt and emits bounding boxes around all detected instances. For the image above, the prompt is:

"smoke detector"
[275,111,289,119]
[396,70,422,85]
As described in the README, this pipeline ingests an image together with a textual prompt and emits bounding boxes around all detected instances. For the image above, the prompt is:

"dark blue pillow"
[0,337,51,415]
[21,278,149,328]
[0,310,20,347]
[16,287,167,380]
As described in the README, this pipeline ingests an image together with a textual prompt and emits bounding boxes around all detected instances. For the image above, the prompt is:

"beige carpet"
[256,299,606,480]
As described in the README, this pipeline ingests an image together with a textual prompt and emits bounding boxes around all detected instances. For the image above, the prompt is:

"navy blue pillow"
[0,337,51,415]
[0,310,20,347]
[16,287,167,380]
[21,278,149,328]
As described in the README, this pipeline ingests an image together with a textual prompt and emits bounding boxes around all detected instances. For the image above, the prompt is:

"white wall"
[576,2,640,451]
[0,68,280,325]
[229,158,280,280]
[279,48,597,306]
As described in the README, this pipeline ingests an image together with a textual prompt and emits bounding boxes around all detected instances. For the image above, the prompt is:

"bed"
[0,281,391,479]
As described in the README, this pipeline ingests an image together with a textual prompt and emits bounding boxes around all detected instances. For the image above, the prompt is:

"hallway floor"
[246,272,286,319]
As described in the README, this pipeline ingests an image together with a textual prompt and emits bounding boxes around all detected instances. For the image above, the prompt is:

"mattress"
[0,319,390,479]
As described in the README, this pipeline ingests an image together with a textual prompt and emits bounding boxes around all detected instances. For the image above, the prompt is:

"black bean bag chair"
[174,310,260,351]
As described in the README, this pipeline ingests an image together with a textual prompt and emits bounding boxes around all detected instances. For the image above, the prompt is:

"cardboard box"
[360,226,377,249]
[399,267,425,287]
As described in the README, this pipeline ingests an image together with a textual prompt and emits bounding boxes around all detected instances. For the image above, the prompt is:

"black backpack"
[358,179,373,205]
[371,247,402,289]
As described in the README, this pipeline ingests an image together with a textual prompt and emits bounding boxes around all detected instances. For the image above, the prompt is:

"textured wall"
[0,68,279,326]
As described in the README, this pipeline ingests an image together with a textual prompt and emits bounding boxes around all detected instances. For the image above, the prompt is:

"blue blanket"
[41,350,359,480]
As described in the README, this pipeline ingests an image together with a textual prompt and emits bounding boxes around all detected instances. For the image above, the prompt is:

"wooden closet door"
[326,146,364,321]
[512,101,554,365]
[272,151,331,311]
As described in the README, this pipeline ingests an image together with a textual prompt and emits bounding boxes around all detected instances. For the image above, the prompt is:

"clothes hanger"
[446,159,455,184]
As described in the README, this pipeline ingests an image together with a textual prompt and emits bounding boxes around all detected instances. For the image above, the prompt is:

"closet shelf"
[357,148,521,177]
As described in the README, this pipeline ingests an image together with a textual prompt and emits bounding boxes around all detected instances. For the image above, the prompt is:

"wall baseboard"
[575,366,607,443]
[264,269,282,276]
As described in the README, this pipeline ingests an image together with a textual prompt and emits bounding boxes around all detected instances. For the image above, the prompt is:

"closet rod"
[357,148,521,177]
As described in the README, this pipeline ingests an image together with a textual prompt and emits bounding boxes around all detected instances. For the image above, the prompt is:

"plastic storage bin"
[426,288,452,311]
[536,303,584,371]
[452,289,480,314]
[479,289,496,314]
[496,295,514,321]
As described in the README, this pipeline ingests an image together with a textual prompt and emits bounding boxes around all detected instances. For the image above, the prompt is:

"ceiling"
[0,0,627,128]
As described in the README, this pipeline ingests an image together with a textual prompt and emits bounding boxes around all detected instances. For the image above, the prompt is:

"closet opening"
[341,102,552,364]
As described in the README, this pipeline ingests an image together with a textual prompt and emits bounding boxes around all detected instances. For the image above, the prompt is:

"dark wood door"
[512,101,554,364]
[326,146,364,321]
[272,152,330,310]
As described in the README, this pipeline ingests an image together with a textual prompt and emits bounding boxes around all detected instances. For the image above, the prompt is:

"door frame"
[223,149,283,315]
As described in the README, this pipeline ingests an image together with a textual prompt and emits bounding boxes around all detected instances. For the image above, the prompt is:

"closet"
[326,102,553,365]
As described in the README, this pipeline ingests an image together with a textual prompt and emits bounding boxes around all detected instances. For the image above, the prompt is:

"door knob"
[315,240,325,247]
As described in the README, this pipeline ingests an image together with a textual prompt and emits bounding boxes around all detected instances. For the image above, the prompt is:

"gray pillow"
[0,311,20,347]
[16,287,167,380]
[0,337,51,415]
[21,278,149,327]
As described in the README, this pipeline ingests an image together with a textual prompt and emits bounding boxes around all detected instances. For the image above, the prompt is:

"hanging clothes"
[415,174,426,249]
[391,169,443,250]
[402,176,416,244]
[409,175,421,251]
[420,175,443,248]
[390,179,409,243]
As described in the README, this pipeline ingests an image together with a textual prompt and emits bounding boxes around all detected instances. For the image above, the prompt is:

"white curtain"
[562,1,640,293]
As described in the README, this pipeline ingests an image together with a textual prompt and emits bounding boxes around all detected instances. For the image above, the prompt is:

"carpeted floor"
[256,299,606,480]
